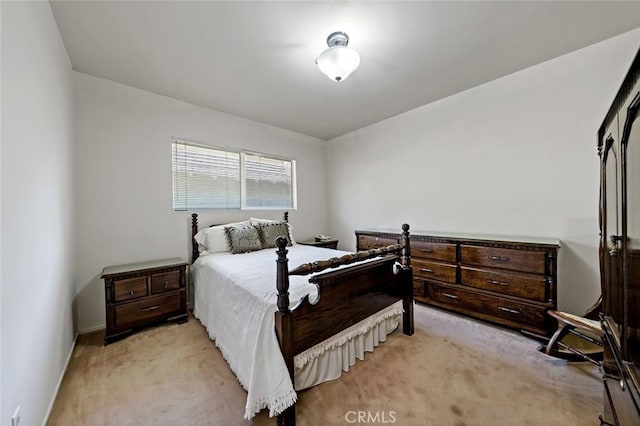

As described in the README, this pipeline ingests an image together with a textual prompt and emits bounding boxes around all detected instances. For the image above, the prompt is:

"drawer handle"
[419,268,434,274]
[489,256,510,261]
[129,290,135,296]
[140,305,160,312]
[620,379,625,391]
[498,306,520,315]
[488,279,509,287]
[164,280,169,289]
[443,293,459,300]
[420,248,433,253]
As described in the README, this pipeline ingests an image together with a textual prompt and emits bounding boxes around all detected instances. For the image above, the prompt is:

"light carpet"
[47,303,601,425]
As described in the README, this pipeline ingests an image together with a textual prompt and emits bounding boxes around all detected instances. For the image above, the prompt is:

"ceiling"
[50,1,640,140]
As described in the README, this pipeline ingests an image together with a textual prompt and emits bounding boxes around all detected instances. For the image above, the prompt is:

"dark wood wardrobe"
[599,46,640,426]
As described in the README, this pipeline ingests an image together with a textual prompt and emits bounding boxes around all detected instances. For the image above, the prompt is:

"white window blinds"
[172,139,296,211]
[242,154,295,209]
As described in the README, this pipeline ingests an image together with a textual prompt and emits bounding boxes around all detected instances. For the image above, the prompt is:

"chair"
[538,297,603,365]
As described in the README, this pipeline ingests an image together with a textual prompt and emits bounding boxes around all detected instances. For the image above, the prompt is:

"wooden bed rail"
[275,223,411,314]
[288,244,402,276]
[274,224,413,425]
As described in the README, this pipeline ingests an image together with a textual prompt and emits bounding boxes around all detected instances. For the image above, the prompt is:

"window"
[171,138,297,211]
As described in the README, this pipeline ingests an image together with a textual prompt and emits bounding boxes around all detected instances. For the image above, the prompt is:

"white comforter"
[192,244,351,419]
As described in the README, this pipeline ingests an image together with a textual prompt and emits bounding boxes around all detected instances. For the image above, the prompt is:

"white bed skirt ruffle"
[294,300,404,391]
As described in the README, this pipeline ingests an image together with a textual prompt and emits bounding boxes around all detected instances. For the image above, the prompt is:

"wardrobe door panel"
[622,86,640,365]
[603,126,623,331]
[599,47,640,425]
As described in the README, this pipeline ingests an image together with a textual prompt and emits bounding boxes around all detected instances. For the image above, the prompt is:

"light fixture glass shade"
[316,32,360,82]
[316,46,360,82]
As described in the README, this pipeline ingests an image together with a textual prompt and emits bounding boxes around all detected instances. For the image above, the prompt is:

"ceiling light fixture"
[316,31,360,82]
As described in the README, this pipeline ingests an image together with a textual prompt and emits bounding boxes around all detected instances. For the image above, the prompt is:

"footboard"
[274,224,413,426]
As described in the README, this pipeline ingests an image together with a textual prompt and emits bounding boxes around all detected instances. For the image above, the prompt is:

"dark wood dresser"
[356,230,560,336]
[598,47,640,426]
[102,258,188,344]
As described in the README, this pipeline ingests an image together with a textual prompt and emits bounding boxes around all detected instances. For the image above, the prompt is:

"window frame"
[171,137,298,211]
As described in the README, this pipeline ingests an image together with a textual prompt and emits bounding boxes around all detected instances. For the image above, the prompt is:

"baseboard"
[78,324,106,335]
[42,332,78,426]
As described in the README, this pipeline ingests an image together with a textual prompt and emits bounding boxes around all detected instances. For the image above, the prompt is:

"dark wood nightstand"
[298,239,339,250]
[101,258,188,344]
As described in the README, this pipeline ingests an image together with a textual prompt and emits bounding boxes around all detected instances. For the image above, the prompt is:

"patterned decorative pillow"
[258,221,292,248]
[224,224,263,254]
[193,220,251,253]
[251,218,296,244]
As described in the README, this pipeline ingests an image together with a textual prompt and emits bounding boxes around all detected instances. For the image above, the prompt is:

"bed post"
[275,236,295,425]
[401,223,411,266]
[275,236,291,314]
[191,213,199,263]
[401,223,414,336]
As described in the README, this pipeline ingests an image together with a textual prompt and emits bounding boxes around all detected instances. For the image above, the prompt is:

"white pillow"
[194,220,251,253]
[250,217,296,244]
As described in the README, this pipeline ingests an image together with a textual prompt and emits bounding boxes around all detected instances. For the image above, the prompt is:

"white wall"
[0,2,4,423]
[1,2,76,426]
[327,29,640,314]
[74,73,328,332]
[0,1,4,422]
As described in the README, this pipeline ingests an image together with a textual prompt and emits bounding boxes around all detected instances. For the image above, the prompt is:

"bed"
[190,213,413,425]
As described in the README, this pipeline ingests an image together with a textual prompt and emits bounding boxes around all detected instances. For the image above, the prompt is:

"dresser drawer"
[358,235,398,250]
[460,245,546,274]
[355,230,558,337]
[411,240,456,262]
[460,266,547,302]
[422,280,548,334]
[151,270,181,293]
[114,293,182,326]
[413,259,457,283]
[113,276,148,302]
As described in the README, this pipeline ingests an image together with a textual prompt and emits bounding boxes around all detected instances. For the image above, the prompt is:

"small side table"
[298,239,339,250]
[102,258,188,344]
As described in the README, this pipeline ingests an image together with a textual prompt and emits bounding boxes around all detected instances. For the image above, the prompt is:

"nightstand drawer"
[151,270,181,293]
[298,239,339,250]
[115,293,182,326]
[102,258,188,344]
[114,276,148,302]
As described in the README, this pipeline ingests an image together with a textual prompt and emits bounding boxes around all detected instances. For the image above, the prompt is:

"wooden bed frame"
[190,213,414,426]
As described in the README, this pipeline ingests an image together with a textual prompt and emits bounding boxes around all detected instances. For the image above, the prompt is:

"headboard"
[190,211,289,263]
